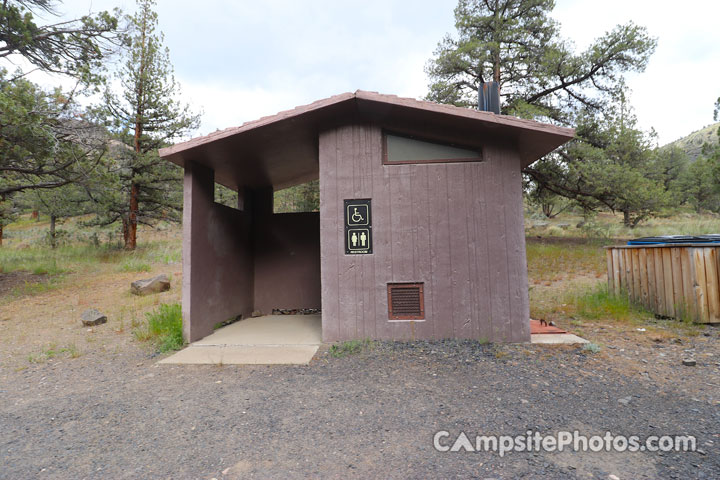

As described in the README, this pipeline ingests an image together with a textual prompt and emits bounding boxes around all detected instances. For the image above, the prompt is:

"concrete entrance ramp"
[529,319,589,345]
[159,315,321,365]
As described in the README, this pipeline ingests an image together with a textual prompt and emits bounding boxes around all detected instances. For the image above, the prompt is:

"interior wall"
[319,124,530,343]
[183,162,254,342]
[252,188,322,314]
[253,213,321,314]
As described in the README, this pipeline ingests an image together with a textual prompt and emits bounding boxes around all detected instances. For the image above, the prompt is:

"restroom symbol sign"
[347,228,371,252]
[344,198,372,254]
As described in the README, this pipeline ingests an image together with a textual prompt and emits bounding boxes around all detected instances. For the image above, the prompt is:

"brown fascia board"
[159,90,574,169]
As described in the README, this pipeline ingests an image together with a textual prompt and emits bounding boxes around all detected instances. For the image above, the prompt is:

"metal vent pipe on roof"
[478,81,500,114]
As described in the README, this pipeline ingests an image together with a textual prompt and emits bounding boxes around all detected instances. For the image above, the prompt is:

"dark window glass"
[385,133,481,163]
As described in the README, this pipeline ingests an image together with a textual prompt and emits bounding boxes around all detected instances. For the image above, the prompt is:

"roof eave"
[159,90,575,171]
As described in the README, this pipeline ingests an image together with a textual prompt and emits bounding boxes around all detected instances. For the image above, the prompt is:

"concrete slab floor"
[531,333,590,345]
[159,315,321,365]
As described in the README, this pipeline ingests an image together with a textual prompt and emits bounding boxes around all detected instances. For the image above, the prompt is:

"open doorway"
[251,179,321,319]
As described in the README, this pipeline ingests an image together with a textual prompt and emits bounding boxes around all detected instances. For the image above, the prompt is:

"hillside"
[664,121,720,161]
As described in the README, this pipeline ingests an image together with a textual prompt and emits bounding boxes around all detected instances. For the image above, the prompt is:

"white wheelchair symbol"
[351,207,364,223]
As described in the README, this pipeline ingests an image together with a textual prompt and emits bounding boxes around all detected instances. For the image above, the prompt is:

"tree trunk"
[49,214,57,249]
[0,193,4,246]
[125,5,147,252]
[122,216,130,246]
[623,209,631,228]
[542,201,553,218]
[493,0,501,86]
[31,210,39,220]
[493,52,501,85]
[126,182,139,250]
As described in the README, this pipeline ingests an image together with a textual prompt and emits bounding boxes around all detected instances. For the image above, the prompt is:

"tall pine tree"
[426,0,656,123]
[95,0,199,249]
[1,1,119,245]
[426,1,668,225]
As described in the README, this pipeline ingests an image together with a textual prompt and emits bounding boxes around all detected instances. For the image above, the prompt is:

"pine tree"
[95,0,199,249]
[1,1,119,245]
[0,0,119,79]
[426,0,656,123]
[426,1,662,224]
[567,94,669,227]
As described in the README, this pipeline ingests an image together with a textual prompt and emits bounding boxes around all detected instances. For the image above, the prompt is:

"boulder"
[131,274,171,296]
[81,309,107,327]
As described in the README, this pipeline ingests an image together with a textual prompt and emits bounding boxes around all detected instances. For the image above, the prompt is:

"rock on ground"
[80,309,107,327]
[130,274,170,296]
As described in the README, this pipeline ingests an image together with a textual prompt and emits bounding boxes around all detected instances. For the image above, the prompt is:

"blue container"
[627,234,720,246]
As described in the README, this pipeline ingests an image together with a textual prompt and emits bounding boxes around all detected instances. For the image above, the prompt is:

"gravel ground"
[1,339,718,479]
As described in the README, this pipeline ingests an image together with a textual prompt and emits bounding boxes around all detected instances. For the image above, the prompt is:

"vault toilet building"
[159,91,574,343]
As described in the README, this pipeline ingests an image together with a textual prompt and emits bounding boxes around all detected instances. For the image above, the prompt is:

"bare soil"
[0,272,49,300]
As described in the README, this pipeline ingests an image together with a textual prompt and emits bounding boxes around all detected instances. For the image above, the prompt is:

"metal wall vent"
[387,283,425,320]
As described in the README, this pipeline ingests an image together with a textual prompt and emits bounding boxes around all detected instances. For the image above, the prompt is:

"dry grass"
[526,210,720,241]
[526,239,606,284]
[2,210,716,369]
[0,216,182,368]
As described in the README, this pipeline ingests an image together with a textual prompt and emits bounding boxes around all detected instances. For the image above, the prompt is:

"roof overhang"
[159,90,575,190]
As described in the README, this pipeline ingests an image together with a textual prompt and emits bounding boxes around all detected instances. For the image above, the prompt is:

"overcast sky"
[22,0,720,145]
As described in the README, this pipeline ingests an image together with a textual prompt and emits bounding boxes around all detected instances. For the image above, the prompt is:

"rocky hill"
[664,122,720,161]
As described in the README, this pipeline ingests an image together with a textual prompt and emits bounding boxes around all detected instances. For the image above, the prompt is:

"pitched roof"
[160,90,574,189]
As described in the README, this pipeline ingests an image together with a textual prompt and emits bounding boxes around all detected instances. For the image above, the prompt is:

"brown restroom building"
[159,91,574,344]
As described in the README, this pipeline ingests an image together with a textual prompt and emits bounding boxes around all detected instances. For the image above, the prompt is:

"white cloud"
[7,0,720,145]
[552,0,720,143]
[181,82,312,136]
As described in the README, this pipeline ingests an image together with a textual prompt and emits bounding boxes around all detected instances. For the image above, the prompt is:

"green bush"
[134,303,184,353]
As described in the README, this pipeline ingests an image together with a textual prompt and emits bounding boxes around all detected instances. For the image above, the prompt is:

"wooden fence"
[605,245,720,323]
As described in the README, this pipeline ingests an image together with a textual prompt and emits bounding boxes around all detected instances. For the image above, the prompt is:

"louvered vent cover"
[387,283,425,320]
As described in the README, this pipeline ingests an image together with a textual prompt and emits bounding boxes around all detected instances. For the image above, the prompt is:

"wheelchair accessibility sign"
[344,199,372,254]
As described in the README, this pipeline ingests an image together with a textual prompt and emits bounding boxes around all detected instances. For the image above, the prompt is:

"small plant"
[133,302,184,353]
[63,344,81,358]
[27,343,81,363]
[494,350,509,359]
[118,258,152,273]
[582,342,601,354]
[27,353,43,364]
[329,339,373,358]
